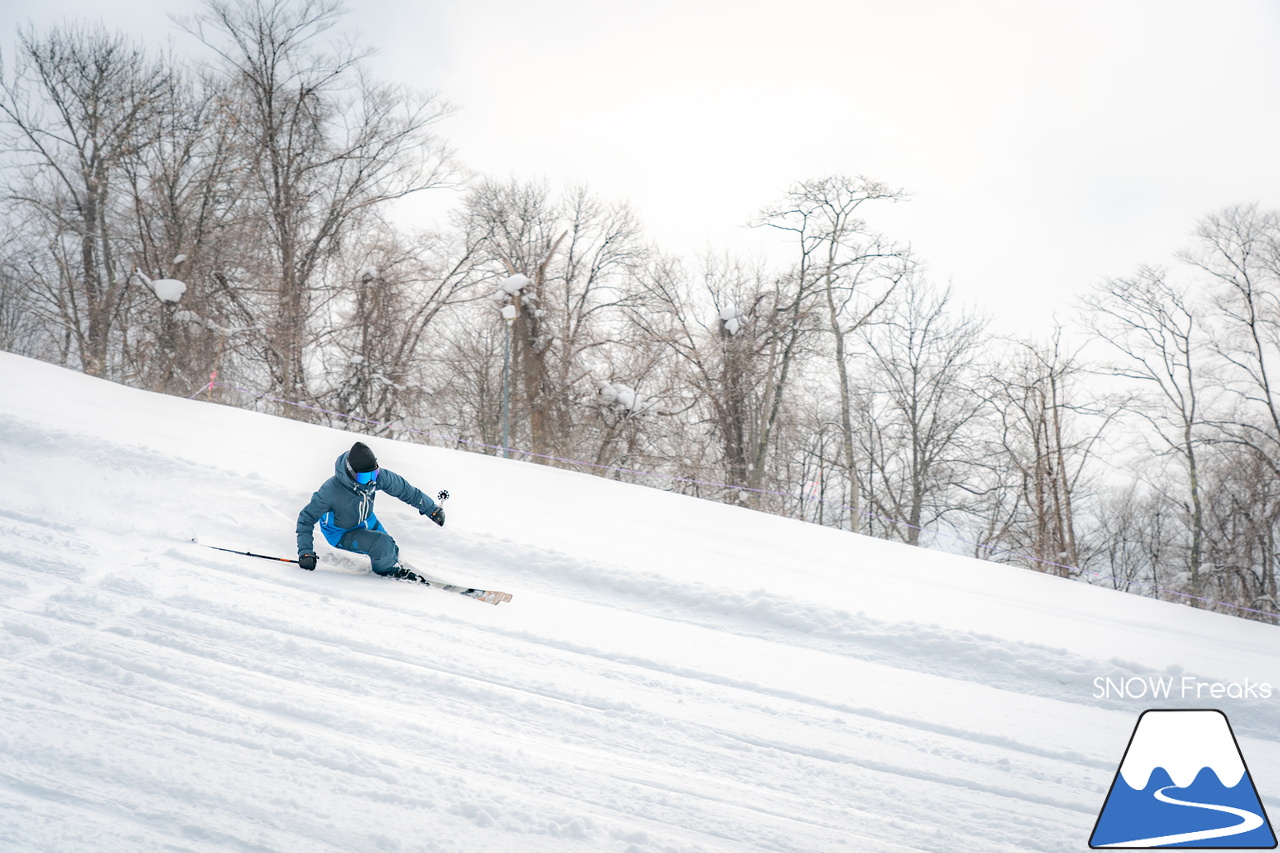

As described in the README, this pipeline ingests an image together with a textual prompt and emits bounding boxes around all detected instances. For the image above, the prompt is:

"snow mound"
[149,278,187,302]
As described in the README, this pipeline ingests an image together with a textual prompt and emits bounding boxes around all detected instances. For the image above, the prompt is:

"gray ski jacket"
[296,450,439,555]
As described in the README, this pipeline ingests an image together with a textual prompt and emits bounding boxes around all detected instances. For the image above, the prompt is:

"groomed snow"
[1,352,1277,852]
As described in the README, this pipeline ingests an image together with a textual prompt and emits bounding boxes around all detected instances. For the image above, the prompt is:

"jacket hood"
[333,452,373,492]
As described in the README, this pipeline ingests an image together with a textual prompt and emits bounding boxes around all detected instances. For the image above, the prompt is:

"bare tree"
[463,178,646,463]
[1182,204,1280,472]
[1198,446,1280,618]
[853,278,989,545]
[984,330,1118,575]
[0,23,171,377]
[0,253,48,356]
[320,225,487,430]
[756,175,911,529]
[1081,266,1209,586]
[1178,203,1280,615]
[179,0,455,404]
[115,64,251,394]
[629,251,815,507]
[431,312,507,451]
[1091,482,1174,596]
[579,302,690,476]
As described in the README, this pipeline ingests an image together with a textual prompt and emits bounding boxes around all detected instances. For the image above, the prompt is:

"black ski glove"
[298,552,318,570]
[427,505,445,527]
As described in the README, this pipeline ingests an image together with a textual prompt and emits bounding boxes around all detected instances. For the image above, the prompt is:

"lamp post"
[500,303,517,459]
[495,273,529,460]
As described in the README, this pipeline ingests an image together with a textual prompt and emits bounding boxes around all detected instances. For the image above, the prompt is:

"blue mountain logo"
[1091,709,1276,848]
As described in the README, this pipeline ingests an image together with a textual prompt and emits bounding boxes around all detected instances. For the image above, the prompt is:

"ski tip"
[476,590,512,605]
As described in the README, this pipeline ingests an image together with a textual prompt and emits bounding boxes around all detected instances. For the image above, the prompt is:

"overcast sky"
[4,0,1279,334]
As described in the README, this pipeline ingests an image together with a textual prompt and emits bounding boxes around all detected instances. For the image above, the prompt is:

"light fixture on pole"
[495,273,530,461]
[500,302,517,459]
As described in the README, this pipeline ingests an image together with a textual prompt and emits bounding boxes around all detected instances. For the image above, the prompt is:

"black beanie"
[348,441,378,473]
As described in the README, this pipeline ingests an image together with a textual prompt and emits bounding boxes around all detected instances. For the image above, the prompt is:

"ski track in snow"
[1,354,1279,852]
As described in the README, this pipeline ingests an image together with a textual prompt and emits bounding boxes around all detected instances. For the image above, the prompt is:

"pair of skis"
[192,548,512,606]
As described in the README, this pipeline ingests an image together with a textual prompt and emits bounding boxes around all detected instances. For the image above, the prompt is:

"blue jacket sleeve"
[296,489,329,554]
[377,469,437,517]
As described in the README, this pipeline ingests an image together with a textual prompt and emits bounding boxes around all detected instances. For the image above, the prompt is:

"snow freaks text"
[1093,676,1274,701]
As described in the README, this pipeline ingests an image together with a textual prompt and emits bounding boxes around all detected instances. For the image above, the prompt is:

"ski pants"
[337,528,400,575]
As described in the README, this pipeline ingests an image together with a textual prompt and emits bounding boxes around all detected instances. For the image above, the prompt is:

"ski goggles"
[354,468,380,485]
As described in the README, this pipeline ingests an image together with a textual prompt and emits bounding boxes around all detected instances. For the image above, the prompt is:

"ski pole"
[192,539,299,564]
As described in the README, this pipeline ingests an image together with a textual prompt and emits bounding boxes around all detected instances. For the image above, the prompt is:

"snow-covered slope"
[1,352,1277,852]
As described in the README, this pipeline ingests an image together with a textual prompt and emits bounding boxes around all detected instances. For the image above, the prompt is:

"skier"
[296,441,444,581]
